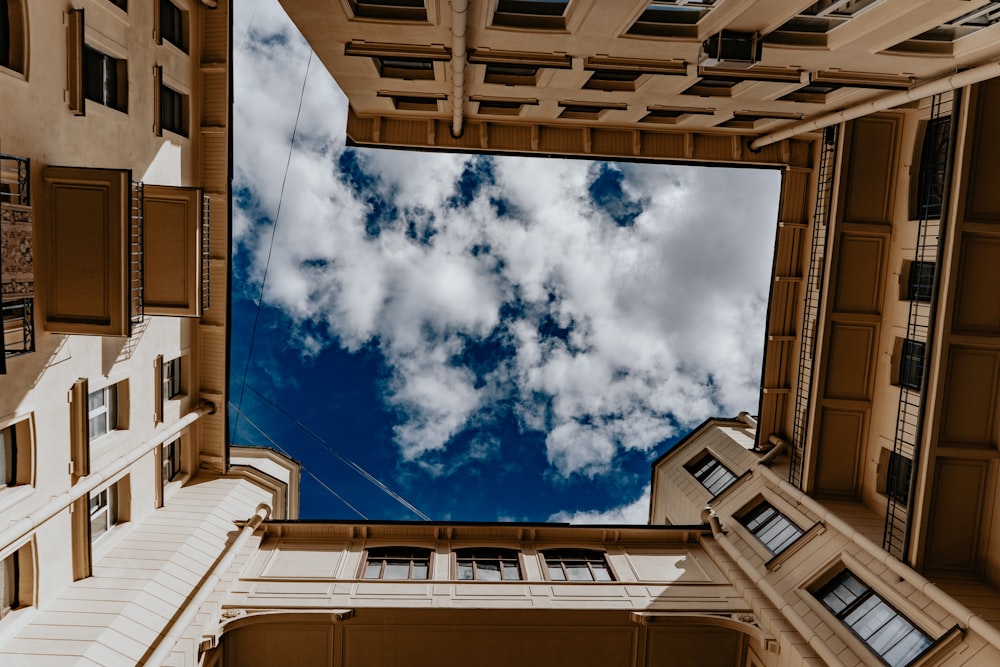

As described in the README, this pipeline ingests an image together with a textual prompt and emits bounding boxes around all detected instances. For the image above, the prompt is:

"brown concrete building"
[3,0,1000,665]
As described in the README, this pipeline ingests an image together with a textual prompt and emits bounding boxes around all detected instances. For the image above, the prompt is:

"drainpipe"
[703,507,847,667]
[0,403,215,553]
[451,0,468,138]
[144,503,271,667]
[750,60,1000,150]
[753,463,1000,650]
[737,411,757,428]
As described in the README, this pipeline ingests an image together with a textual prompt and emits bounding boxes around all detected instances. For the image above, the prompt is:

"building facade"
[3,0,1000,664]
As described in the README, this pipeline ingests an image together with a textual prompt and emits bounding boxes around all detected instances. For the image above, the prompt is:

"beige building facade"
[3,0,1000,665]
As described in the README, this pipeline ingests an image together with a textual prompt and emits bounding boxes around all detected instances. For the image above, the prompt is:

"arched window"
[362,547,432,580]
[0,0,27,75]
[454,548,521,581]
[541,549,613,581]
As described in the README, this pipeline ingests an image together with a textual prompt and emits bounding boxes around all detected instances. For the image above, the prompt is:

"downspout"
[703,507,847,667]
[0,402,215,553]
[451,0,468,138]
[143,503,271,667]
[750,60,1000,150]
[754,463,1000,650]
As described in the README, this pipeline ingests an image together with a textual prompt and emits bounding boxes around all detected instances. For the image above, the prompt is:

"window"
[160,84,188,137]
[817,570,932,667]
[890,1,1000,48]
[349,0,427,21]
[628,0,715,38]
[685,453,737,495]
[885,451,913,505]
[0,0,26,74]
[162,439,181,484]
[584,70,642,92]
[493,0,569,30]
[162,357,182,400]
[558,101,626,120]
[542,549,613,581]
[905,261,935,303]
[455,548,521,581]
[376,57,435,80]
[640,106,715,124]
[898,339,925,391]
[484,63,540,86]
[780,82,842,103]
[718,113,801,129]
[475,98,533,116]
[385,95,442,112]
[0,424,16,488]
[363,547,431,579]
[741,502,803,555]
[106,0,127,10]
[83,45,128,112]
[683,77,740,97]
[0,551,17,618]
[89,485,119,542]
[915,117,950,220]
[775,0,879,35]
[159,0,187,52]
[88,385,118,441]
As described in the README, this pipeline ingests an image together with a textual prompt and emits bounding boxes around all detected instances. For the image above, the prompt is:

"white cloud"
[549,486,652,525]
[234,1,780,480]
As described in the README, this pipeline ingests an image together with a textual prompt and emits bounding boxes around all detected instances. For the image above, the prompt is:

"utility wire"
[230,402,368,520]
[233,49,314,439]
[244,383,432,521]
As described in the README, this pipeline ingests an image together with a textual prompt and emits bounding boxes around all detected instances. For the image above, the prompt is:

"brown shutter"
[68,378,90,481]
[66,10,84,115]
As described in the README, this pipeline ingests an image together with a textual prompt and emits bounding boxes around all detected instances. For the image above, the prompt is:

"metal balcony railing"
[130,181,145,331]
[202,193,211,313]
[0,154,30,206]
[789,124,840,489]
[883,93,955,562]
[1,297,36,373]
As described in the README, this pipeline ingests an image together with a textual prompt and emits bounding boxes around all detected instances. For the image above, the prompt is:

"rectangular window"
[493,0,569,30]
[106,0,127,10]
[683,77,739,97]
[83,45,127,112]
[885,451,913,505]
[476,99,529,115]
[363,547,431,580]
[387,95,441,111]
[376,56,435,80]
[89,485,119,542]
[349,0,427,21]
[775,0,879,35]
[484,63,540,86]
[542,549,613,581]
[455,548,521,581]
[817,570,932,667]
[162,439,181,484]
[584,70,642,92]
[558,102,626,120]
[640,107,715,124]
[0,551,17,619]
[741,502,804,555]
[906,261,935,303]
[898,339,925,391]
[780,82,842,103]
[162,357,182,400]
[916,117,950,220]
[160,0,187,52]
[686,453,737,495]
[88,385,118,441]
[0,424,15,488]
[160,84,188,137]
[891,1,1000,46]
[628,1,715,38]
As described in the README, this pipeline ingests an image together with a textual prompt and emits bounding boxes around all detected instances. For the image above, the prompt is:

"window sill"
[92,519,133,564]
[0,65,27,82]
[0,485,35,515]
[765,522,825,572]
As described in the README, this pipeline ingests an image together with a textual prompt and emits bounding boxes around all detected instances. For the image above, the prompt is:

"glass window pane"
[457,562,473,580]
[503,563,521,580]
[0,555,12,610]
[846,597,894,640]
[882,628,932,667]
[411,562,428,580]
[566,563,593,581]
[592,565,613,581]
[88,390,104,411]
[384,561,410,579]
[477,562,501,581]
[548,565,565,580]
[364,561,382,579]
[90,510,108,540]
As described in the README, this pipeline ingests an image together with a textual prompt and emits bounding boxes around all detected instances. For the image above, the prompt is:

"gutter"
[451,0,468,138]
[750,60,1000,149]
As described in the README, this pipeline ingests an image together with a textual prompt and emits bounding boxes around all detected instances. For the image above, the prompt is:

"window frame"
[162,439,181,484]
[815,569,933,667]
[348,0,427,22]
[627,0,716,39]
[454,548,523,581]
[884,451,913,505]
[162,356,182,400]
[739,501,804,556]
[0,0,27,76]
[898,339,926,391]
[375,56,436,80]
[904,261,935,303]
[0,423,16,489]
[685,452,738,496]
[159,82,189,137]
[540,549,614,582]
[87,385,119,442]
[89,485,119,543]
[361,547,433,580]
[158,0,188,53]
[0,549,17,619]
[492,0,570,31]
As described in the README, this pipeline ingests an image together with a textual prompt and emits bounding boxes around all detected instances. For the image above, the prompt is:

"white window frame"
[162,357,182,400]
[87,385,118,441]
[89,485,119,543]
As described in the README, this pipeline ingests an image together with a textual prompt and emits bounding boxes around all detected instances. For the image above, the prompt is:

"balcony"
[40,167,210,337]
[1,154,35,374]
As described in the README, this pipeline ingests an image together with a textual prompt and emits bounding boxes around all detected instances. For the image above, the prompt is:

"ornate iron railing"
[0,154,30,206]
[883,93,955,561]
[202,193,211,313]
[789,124,840,489]
[130,181,145,331]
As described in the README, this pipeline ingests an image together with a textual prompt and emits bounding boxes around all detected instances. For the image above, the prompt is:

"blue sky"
[229,1,781,522]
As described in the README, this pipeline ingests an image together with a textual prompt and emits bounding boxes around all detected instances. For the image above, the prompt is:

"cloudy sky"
[229,1,781,523]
